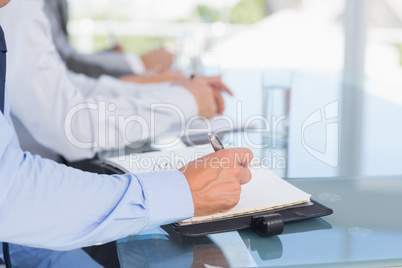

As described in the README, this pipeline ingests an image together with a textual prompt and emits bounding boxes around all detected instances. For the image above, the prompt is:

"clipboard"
[168,199,332,237]
[96,146,333,238]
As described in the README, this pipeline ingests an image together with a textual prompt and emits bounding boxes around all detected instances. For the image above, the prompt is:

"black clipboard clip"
[251,213,284,237]
[167,199,332,237]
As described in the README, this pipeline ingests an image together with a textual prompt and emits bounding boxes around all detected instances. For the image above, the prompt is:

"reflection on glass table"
[2,241,119,268]
[3,245,100,268]
[117,175,402,268]
[117,229,231,268]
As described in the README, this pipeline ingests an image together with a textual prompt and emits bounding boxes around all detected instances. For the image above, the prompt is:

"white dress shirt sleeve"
[0,0,198,162]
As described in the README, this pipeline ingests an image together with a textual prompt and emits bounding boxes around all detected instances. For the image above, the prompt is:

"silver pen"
[208,133,225,151]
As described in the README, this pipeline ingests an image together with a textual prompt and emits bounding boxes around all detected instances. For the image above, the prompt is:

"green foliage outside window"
[197,4,221,23]
[115,36,166,54]
[70,1,268,54]
[230,0,266,24]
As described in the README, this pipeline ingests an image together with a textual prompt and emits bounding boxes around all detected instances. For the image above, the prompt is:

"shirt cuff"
[136,170,194,229]
[124,53,146,75]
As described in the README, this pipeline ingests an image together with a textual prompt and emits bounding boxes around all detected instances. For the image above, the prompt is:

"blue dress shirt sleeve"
[0,112,194,251]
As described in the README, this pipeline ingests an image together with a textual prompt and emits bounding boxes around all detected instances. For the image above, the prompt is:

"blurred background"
[67,0,402,72]
[65,0,402,178]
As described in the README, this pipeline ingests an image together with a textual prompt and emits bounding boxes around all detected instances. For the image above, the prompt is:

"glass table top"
[97,69,402,180]
[117,175,402,268]
[59,69,402,267]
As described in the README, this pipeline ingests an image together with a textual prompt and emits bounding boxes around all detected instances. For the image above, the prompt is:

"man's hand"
[180,148,253,217]
[199,75,233,115]
[121,71,234,116]
[111,44,124,52]
[141,48,174,72]
[176,78,218,119]
[203,76,233,96]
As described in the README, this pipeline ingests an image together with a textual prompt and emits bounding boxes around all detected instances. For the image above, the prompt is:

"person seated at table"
[0,0,253,253]
[43,0,231,85]
[0,0,231,163]
[43,0,174,80]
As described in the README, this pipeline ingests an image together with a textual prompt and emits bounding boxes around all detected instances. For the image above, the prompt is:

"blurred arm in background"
[43,0,174,79]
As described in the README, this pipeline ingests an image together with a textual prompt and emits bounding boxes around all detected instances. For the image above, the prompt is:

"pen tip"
[208,132,213,139]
